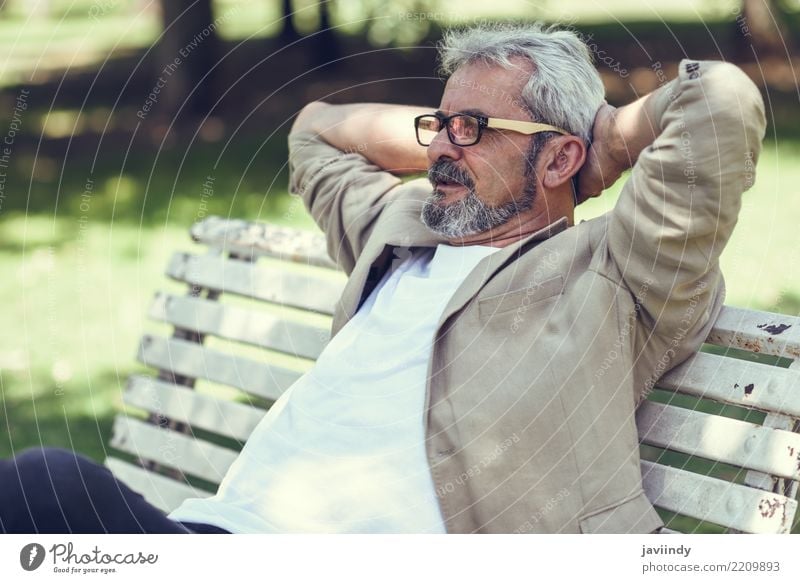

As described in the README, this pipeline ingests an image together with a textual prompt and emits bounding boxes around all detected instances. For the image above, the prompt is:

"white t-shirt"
[169,242,501,533]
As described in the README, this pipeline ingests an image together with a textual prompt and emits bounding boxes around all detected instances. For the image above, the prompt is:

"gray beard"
[421,138,541,239]
[420,178,537,239]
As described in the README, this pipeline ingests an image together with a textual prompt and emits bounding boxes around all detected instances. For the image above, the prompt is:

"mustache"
[427,159,475,190]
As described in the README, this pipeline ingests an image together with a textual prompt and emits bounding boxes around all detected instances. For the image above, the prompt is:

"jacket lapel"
[330,197,569,336]
[330,201,446,335]
[434,217,569,329]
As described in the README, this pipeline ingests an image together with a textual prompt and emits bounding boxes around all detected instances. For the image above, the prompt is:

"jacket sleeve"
[603,59,767,401]
[287,130,405,275]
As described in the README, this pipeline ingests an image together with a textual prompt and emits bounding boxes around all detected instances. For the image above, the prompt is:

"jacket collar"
[432,216,569,330]
[331,197,569,336]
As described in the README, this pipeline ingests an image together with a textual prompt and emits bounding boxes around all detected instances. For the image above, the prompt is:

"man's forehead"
[439,58,533,117]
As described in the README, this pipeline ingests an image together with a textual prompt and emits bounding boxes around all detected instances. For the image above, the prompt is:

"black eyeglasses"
[414,112,569,147]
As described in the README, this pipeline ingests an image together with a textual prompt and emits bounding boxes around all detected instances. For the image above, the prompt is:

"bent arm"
[597,60,766,401]
[291,102,430,173]
[578,76,676,200]
[288,102,432,275]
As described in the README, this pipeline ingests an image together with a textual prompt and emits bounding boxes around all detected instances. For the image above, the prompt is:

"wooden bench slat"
[137,335,302,400]
[707,305,800,359]
[190,216,337,270]
[105,457,212,514]
[166,252,345,315]
[641,460,797,533]
[149,292,330,360]
[110,416,238,484]
[124,375,266,442]
[637,401,800,479]
[658,351,800,417]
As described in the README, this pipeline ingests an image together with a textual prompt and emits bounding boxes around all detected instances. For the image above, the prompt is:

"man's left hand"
[576,102,628,204]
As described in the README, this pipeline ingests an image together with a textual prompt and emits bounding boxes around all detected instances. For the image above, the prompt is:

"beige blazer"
[288,59,766,533]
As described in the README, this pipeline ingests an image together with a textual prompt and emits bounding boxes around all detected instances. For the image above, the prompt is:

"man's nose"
[426,127,464,164]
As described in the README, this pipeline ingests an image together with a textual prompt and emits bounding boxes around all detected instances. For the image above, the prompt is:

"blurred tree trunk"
[279,1,340,69]
[280,0,300,43]
[313,0,340,68]
[737,0,792,58]
[157,0,219,119]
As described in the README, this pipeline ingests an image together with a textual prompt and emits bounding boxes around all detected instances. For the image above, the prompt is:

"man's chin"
[430,186,470,207]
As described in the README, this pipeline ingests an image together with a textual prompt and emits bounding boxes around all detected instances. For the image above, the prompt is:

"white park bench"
[105,216,800,534]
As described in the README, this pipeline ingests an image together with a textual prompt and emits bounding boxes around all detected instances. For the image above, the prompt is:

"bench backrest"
[106,216,800,533]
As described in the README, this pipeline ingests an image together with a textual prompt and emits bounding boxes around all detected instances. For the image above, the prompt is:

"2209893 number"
[730,561,780,572]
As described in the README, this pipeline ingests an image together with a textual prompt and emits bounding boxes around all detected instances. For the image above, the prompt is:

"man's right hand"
[576,86,665,204]
[291,102,431,175]
[576,102,628,203]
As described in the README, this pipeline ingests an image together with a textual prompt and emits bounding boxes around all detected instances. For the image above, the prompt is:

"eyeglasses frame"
[414,112,569,147]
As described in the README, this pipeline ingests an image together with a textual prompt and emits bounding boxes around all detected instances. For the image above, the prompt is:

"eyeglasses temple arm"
[486,118,569,135]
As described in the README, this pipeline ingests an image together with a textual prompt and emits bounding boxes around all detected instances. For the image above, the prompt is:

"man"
[1,23,765,534]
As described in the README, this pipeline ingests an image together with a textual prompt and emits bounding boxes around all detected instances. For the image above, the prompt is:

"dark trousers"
[0,447,229,534]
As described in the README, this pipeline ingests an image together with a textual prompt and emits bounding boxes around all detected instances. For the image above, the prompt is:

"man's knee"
[13,447,89,486]
[1,447,119,533]
[1,448,75,531]
[15,447,79,471]
[9,447,112,503]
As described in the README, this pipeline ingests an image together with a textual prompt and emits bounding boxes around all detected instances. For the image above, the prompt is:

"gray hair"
[437,23,605,145]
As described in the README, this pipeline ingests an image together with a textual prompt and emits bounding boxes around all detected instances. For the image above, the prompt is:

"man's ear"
[541,136,586,189]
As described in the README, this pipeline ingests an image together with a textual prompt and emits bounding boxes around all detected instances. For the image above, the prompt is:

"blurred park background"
[0,0,799,532]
